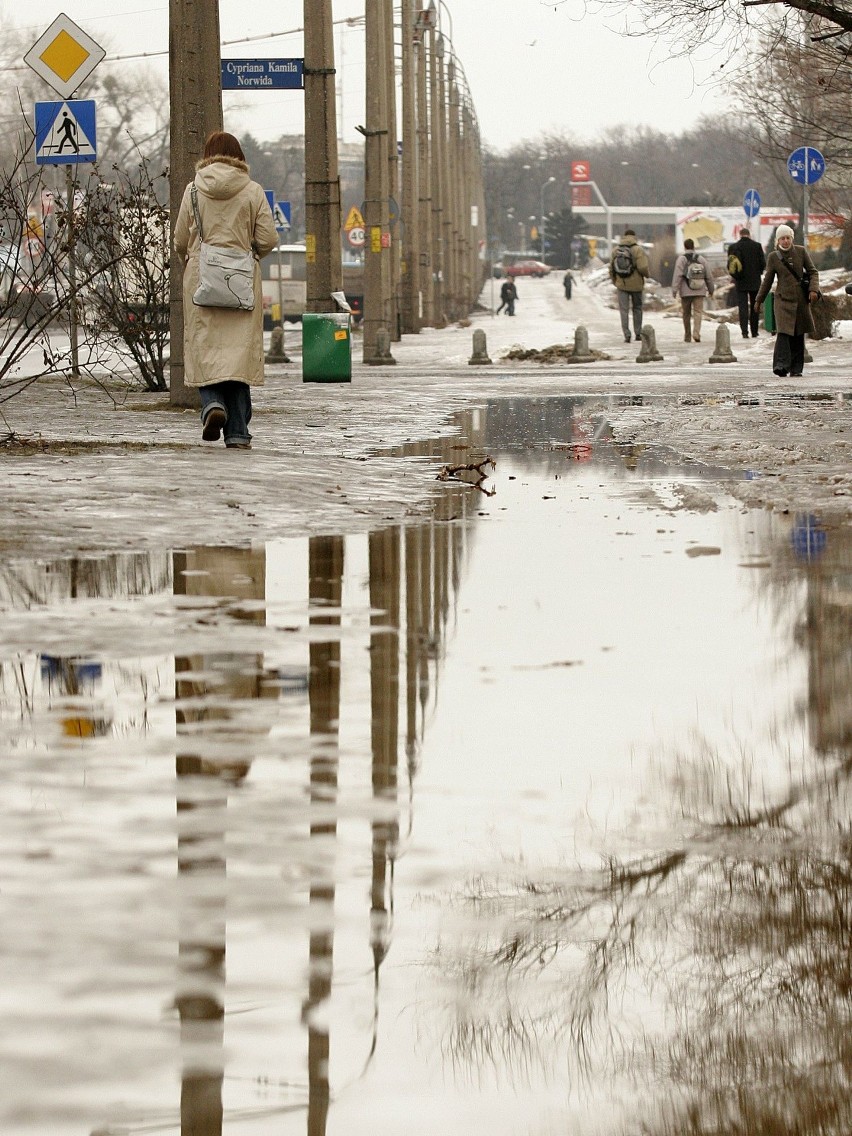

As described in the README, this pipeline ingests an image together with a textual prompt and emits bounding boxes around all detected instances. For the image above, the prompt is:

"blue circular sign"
[787,147,826,185]
[743,188,761,217]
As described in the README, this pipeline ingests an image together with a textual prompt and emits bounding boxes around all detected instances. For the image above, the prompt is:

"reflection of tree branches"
[436,742,852,1128]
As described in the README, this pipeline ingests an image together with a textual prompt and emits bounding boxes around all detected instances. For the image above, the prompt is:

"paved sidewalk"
[1,271,850,560]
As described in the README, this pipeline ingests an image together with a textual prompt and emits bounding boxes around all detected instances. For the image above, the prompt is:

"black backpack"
[612,245,634,278]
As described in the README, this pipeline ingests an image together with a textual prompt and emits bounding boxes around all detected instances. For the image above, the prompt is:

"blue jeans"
[199,382,252,446]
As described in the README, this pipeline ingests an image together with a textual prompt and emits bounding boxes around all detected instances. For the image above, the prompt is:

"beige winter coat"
[173,156,277,388]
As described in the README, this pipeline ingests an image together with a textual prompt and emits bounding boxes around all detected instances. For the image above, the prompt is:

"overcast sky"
[9,1,730,151]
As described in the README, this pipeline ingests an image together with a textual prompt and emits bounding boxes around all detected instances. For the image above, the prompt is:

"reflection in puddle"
[0,396,850,1135]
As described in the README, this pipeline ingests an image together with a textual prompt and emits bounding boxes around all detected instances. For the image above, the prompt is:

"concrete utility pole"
[169,0,223,407]
[416,9,434,327]
[465,102,484,310]
[437,45,453,321]
[447,58,462,320]
[400,0,420,334]
[304,0,343,312]
[429,28,445,325]
[362,0,394,362]
[384,0,400,340]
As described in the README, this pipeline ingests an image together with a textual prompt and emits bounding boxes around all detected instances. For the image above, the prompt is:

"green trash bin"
[763,291,776,333]
[302,312,352,383]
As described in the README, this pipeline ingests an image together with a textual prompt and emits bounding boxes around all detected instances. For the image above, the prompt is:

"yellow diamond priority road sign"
[24,13,105,100]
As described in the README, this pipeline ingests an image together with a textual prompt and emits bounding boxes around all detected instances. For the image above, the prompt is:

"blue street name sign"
[221,59,304,90]
[787,146,826,185]
[35,99,97,165]
[743,188,761,217]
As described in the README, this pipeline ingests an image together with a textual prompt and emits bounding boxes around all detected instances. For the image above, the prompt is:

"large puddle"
[1,396,850,1135]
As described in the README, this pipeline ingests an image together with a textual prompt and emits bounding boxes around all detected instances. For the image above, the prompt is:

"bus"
[261,244,363,327]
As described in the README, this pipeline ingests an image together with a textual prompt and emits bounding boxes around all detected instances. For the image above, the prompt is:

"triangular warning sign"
[36,101,96,162]
[343,205,365,232]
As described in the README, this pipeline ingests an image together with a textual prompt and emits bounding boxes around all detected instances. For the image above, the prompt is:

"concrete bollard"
[636,325,663,363]
[367,326,397,365]
[468,328,492,365]
[567,324,596,364]
[265,325,291,364]
[709,321,737,364]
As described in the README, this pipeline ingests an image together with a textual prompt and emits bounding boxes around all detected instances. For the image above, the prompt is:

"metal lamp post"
[540,175,555,264]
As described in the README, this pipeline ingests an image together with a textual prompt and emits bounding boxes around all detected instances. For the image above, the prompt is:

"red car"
[506,260,550,278]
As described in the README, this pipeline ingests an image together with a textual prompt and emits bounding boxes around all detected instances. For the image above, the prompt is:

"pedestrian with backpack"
[725,225,766,338]
[672,238,715,343]
[609,228,649,343]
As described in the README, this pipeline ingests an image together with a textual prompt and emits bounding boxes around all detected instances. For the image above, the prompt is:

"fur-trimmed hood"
[194,155,251,201]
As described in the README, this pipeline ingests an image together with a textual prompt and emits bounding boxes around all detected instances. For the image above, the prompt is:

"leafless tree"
[574,0,852,55]
[75,159,171,391]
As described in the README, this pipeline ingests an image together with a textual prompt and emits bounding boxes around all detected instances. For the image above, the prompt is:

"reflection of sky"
[0,449,822,1134]
[415,461,805,869]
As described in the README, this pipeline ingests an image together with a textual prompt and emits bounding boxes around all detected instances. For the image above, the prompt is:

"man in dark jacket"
[497,277,518,316]
[726,226,766,338]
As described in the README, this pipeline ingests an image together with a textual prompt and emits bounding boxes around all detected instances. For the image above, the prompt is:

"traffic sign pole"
[25,16,105,379]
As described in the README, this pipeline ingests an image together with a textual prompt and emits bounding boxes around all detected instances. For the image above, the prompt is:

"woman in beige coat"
[755,224,819,378]
[173,132,277,448]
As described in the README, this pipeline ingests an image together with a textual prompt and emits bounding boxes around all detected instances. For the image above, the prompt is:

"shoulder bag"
[190,183,255,311]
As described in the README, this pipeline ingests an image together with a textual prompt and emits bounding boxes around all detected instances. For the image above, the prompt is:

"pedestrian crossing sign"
[35,100,97,165]
[273,200,291,231]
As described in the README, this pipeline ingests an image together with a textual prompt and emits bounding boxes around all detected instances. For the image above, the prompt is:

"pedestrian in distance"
[726,225,766,338]
[563,268,574,300]
[497,277,518,316]
[671,237,714,343]
[609,228,649,342]
[173,130,278,449]
[755,225,820,378]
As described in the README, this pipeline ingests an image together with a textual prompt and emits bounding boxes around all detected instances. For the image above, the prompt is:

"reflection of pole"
[305,535,343,1136]
[368,527,400,973]
[171,546,269,1136]
[65,166,79,377]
